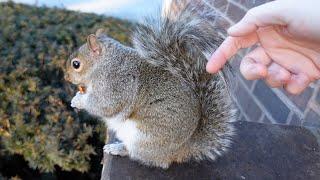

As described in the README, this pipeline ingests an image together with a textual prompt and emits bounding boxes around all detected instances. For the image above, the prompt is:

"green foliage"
[0,2,132,173]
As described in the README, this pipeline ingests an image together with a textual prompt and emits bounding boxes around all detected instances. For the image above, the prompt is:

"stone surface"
[101,121,320,180]
[226,1,246,22]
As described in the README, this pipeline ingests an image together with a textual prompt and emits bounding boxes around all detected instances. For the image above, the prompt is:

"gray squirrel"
[64,3,236,169]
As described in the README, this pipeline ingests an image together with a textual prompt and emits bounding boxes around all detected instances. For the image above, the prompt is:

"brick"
[234,78,262,122]
[241,76,254,89]
[282,87,313,112]
[237,114,246,121]
[303,110,320,128]
[233,0,267,9]
[253,80,290,124]
[290,113,302,126]
[206,0,229,12]
[262,116,271,124]
[316,91,320,104]
[238,71,254,88]
[226,2,246,22]
[214,16,231,35]
[214,16,231,29]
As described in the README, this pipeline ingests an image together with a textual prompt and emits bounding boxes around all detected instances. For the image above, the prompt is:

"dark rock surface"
[101,121,320,180]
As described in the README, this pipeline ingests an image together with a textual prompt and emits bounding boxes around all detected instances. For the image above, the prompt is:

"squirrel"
[64,3,236,169]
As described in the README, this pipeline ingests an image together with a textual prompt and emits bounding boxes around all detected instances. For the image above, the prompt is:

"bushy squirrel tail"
[133,2,236,161]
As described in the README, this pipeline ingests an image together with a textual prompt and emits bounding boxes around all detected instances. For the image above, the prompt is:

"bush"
[0,2,132,173]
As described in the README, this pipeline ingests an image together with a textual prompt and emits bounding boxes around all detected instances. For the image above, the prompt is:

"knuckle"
[231,37,243,50]
[300,74,311,85]
[240,64,252,80]
[278,71,291,83]
[312,72,320,80]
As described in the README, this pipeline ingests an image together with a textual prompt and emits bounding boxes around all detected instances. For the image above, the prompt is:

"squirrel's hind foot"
[103,142,128,157]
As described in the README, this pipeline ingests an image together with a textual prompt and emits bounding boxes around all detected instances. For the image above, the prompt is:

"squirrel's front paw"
[103,142,128,157]
[71,92,86,109]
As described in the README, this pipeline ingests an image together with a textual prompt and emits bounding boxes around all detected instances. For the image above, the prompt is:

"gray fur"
[133,3,236,162]
[65,2,236,169]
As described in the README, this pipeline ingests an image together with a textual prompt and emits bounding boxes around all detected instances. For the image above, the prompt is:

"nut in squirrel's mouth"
[78,84,86,94]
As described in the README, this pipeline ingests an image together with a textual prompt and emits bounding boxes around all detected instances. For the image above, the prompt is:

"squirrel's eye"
[72,60,80,69]
[71,59,81,71]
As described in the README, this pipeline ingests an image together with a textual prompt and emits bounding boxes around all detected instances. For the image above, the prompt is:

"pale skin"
[206,0,320,94]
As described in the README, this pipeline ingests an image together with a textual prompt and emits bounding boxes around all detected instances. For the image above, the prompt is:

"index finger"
[206,33,259,74]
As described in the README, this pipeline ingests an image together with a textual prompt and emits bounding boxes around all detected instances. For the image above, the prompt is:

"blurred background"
[0,0,164,20]
[0,0,166,179]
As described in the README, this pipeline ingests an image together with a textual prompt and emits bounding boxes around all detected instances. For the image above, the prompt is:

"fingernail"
[206,60,214,73]
[209,52,217,61]
[227,24,239,34]
[206,58,218,74]
[227,26,235,34]
[248,63,267,78]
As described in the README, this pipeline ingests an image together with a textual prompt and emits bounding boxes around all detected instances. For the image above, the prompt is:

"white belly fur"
[104,114,143,152]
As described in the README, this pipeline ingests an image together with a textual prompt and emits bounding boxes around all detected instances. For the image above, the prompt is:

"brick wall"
[168,0,320,128]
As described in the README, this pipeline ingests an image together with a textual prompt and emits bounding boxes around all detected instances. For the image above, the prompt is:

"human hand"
[206,0,320,94]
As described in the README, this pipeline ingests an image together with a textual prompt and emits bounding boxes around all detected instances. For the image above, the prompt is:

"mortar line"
[271,88,304,118]
[286,111,294,125]
[250,80,257,92]
[308,82,320,116]
[202,0,234,24]
[302,108,311,125]
[229,0,249,11]
[238,78,277,123]
[258,113,265,123]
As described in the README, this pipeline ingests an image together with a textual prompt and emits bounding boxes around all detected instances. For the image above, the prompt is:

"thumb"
[228,0,288,36]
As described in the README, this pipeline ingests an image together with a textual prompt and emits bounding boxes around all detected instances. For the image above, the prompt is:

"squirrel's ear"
[87,34,102,56]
